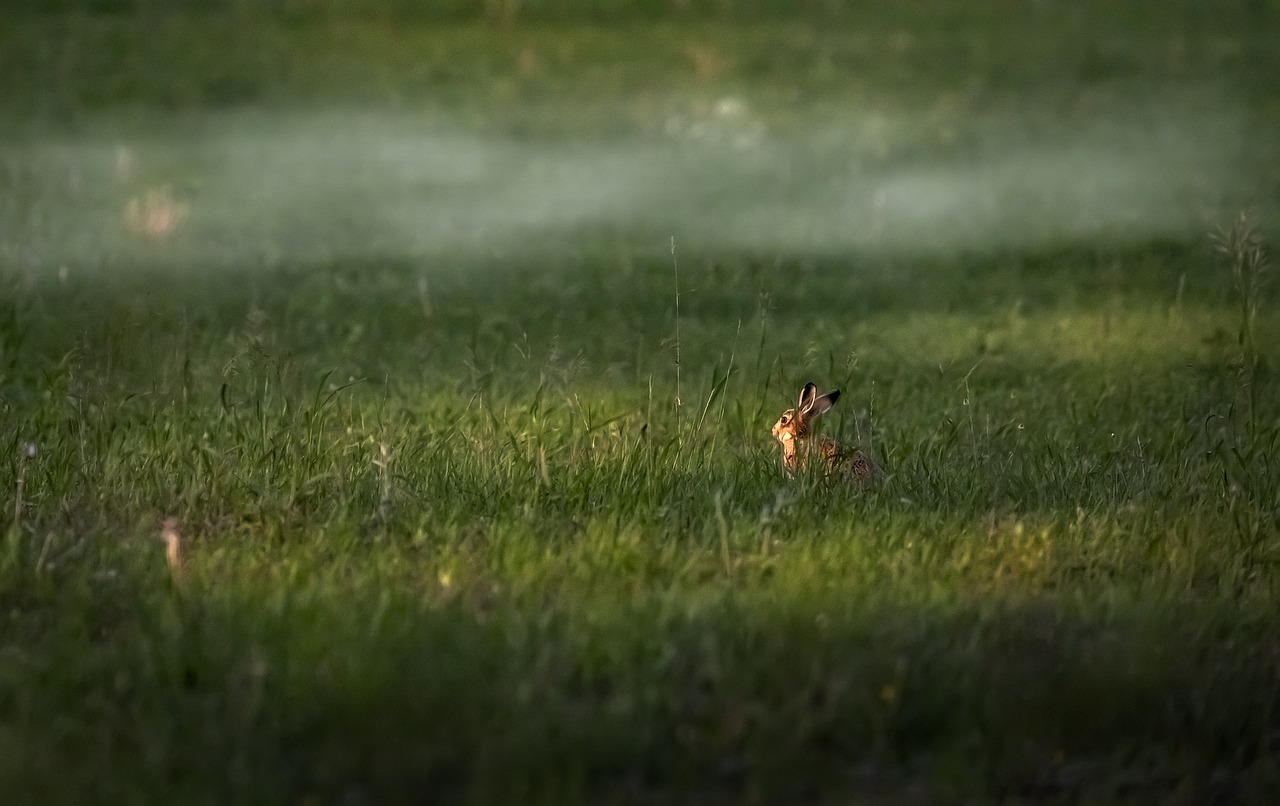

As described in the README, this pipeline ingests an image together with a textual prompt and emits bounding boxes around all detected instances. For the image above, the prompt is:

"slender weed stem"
[671,235,682,426]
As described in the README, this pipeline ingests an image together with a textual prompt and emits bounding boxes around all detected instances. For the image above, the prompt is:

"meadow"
[2,1,1279,802]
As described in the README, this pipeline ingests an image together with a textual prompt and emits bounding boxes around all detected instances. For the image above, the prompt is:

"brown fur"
[771,382,882,487]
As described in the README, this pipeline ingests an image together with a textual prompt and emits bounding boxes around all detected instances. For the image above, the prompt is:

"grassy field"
[3,2,1280,802]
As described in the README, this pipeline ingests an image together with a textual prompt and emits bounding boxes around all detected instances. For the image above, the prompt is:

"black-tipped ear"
[797,382,817,413]
[809,389,840,418]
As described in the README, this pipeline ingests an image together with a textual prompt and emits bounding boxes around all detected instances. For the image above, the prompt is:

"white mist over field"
[0,96,1263,272]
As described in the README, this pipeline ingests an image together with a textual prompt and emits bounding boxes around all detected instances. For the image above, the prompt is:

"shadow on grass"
[3,559,1278,804]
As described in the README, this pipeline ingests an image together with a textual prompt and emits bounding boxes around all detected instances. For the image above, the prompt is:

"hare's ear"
[797,382,818,413]
[808,389,840,418]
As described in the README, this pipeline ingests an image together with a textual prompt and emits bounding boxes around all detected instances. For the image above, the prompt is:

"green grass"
[3,2,1280,803]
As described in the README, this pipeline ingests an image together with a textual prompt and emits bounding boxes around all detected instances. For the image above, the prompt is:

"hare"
[771,382,882,486]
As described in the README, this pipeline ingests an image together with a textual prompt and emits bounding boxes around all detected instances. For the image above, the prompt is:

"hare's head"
[772,382,840,453]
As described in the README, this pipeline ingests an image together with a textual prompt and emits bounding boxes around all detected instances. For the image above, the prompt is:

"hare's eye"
[780,414,791,424]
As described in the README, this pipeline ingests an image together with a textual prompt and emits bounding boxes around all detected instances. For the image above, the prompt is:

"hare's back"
[851,451,879,481]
